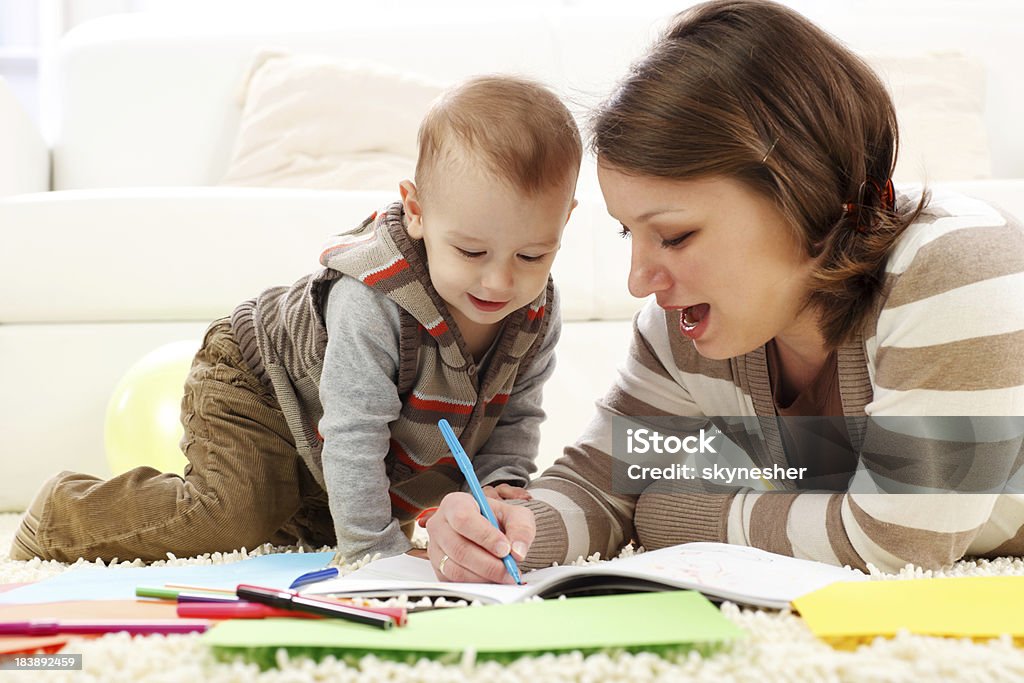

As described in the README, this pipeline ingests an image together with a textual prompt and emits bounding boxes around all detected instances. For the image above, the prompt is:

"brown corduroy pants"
[31,318,335,563]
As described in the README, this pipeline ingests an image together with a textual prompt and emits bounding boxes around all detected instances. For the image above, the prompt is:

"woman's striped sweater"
[522,188,1024,572]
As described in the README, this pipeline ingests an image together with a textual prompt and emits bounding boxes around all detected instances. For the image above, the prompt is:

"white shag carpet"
[3,512,1024,683]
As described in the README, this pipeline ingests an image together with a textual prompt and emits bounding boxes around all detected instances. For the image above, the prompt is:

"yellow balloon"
[104,340,200,476]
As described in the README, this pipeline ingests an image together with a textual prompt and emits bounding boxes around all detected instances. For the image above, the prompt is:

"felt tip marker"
[438,419,523,585]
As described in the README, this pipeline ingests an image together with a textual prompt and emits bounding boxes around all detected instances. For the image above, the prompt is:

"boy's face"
[401,161,575,334]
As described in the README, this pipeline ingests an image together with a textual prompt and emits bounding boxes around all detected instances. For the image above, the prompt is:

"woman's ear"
[400,180,424,239]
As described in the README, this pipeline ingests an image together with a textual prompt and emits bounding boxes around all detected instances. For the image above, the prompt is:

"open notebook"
[303,542,866,610]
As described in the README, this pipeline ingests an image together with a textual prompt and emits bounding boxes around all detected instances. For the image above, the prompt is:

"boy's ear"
[400,180,424,239]
[565,198,579,225]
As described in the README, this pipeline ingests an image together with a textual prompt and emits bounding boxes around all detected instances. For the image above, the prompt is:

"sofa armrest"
[0,76,49,197]
[0,187,397,323]
[931,179,1024,221]
[0,186,644,325]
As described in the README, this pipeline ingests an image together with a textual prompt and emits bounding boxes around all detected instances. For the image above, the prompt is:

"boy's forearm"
[324,470,414,562]
[331,518,413,564]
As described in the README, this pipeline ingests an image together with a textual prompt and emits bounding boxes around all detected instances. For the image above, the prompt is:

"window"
[0,0,40,120]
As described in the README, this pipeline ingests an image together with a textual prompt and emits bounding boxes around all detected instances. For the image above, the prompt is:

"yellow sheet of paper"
[793,576,1024,649]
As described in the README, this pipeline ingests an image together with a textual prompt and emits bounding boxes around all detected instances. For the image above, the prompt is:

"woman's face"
[597,162,822,360]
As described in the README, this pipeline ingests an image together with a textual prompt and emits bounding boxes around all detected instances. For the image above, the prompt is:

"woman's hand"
[425,491,535,583]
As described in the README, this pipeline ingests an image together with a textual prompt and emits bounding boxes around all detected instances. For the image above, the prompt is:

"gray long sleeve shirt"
[319,275,561,560]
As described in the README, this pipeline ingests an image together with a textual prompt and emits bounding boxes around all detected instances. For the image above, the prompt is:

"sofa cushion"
[869,51,991,182]
[0,76,49,197]
[220,51,445,191]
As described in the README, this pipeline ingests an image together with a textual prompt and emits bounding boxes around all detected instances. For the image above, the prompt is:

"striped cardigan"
[232,202,556,559]
[523,189,1024,572]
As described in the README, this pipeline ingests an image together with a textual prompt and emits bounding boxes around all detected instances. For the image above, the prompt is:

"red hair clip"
[879,178,895,212]
[843,178,895,233]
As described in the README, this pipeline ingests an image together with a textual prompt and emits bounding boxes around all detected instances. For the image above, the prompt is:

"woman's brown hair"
[591,0,928,348]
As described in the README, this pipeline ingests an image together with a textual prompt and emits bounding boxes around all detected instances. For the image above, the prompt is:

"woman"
[425,0,1024,581]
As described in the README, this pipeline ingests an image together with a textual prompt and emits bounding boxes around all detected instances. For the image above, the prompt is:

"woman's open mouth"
[679,303,710,340]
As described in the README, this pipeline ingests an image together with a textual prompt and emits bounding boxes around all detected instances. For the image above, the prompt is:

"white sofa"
[1,4,1022,511]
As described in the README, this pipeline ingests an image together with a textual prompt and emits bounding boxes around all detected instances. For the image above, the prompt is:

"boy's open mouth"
[469,294,509,312]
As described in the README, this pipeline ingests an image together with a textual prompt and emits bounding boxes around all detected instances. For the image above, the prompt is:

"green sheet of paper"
[205,590,745,667]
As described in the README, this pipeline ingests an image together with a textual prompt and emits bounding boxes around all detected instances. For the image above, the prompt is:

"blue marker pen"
[437,419,523,585]
[288,567,340,590]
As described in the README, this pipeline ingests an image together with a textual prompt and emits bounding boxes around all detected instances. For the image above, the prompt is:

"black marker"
[235,584,394,630]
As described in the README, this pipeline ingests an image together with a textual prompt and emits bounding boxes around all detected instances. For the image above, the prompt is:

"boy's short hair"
[415,75,582,200]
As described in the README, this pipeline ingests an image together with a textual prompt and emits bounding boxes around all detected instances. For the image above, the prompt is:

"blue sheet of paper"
[0,552,333,604]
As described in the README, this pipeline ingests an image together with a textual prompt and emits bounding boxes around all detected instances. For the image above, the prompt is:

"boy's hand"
[416,486,530,529]
[482,483,532,501]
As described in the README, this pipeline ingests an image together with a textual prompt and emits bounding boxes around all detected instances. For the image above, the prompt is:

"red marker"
[177,600,406,625]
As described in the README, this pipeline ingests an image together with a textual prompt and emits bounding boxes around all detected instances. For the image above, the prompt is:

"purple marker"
[0,619,210,636]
